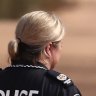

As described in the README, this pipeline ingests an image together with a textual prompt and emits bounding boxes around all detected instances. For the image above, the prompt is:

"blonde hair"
[8,11,65,62]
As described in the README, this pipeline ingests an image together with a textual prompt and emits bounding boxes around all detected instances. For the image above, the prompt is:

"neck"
[38,59,51,70]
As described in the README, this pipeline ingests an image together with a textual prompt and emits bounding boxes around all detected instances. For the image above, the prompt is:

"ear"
[44,42,53,57]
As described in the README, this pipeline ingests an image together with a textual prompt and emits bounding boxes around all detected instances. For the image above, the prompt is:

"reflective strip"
[10,65,47,70]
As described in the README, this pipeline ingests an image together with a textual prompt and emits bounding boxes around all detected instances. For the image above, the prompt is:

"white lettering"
[6,90,10,96]
[14,90,19,96]
[29,90,39,96]
[0,90,5,96]
[20,90,28,96]
[64,79,71,84]
[0,90,39,96]
[74,94,80,96]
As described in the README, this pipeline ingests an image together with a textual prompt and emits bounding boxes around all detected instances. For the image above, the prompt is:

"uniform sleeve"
[60,84,82,96]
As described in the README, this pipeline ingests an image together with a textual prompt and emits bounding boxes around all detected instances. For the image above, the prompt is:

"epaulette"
[47,70,73,87]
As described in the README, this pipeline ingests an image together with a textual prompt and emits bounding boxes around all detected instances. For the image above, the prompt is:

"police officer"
[0,11,82,96]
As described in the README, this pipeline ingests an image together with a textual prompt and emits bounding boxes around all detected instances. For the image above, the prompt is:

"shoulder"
[46,70,73,87]
[45,70,82,96]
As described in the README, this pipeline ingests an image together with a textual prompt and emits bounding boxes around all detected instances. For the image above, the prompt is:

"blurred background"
[0,0,96,96]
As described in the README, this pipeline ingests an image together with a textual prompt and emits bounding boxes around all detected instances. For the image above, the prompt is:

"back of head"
[8,11,64,64]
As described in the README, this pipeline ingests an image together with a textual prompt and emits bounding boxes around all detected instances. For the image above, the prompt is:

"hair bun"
[8,40,18,59]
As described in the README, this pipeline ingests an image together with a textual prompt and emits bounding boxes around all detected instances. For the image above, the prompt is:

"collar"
[11,60,48,70]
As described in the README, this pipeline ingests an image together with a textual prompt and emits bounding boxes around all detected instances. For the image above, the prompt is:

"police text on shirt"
[0,90,39,96]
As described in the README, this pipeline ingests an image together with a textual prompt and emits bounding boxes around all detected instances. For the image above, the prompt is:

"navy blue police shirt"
[0,68,2,71]
[0,60,82,96]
